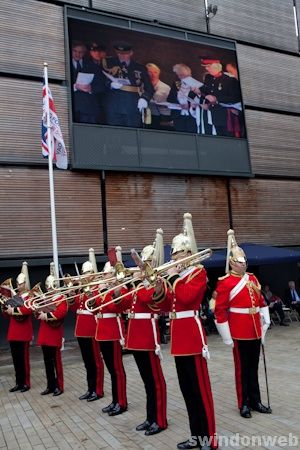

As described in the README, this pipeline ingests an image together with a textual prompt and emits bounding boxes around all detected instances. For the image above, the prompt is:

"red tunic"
[167,265,207,356]
[70,290,98,338]
[125,283,161,351]
[214,272,266,340]
[37,296,68,347]
[6,293,33,342]
[94,289,126,341]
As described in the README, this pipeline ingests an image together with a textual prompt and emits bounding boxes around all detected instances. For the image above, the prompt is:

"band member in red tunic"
[165,213,217,450]
[126,229,168,436]
[214,230,271,419]
[68,252,104,402]
[36,271,68,396]
[3,262,33,393]
[92,261,127,416]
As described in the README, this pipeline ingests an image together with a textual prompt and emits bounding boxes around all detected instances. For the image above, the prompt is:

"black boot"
[79,391,90,400]
[177,437,200,449]
[240,405,252,418]
[250,402,272,413]
[87,391,100,402]
[20,385,30,393]
[144,422,164,436]
[102,403,115,413]
[108,403,127,416]
[9,385,21,393]
[136,420,151,431]
[41,387,54,395]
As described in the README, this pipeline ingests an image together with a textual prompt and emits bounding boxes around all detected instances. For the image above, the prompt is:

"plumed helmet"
[45,274,57,290]
[115,246,123,262]
[225,229,247,273]
[16,261,30,290]
[171,232,191,255]
[171,213,197,255]
[88,248,98,273]
[82,260,94,274]
[45,262,59,290]
[103,261,115,274]
[141,229,164,268]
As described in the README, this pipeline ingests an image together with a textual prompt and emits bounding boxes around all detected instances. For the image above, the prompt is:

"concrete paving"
[0,323,299,449]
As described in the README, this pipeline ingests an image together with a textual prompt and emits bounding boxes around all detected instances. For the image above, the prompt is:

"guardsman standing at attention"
[165,213,217,450]
[102,42,154,127]
[36,264,68,396]
[214,230,272,419]
[125,229,168,436]
[4,262,33,393]
[92,258,128,416]
[68,249,104,402]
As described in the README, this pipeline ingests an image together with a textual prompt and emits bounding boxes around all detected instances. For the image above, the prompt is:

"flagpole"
[43,62,59,277]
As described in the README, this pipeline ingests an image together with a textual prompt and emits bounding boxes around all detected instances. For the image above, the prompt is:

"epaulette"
[218,273,230,280]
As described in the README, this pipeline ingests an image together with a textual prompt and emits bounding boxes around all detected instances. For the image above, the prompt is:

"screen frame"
[64,5,252,177]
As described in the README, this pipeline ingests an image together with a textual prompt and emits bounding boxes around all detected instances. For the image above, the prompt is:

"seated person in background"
[146,63,171,130]
[263,285,288,326]
[284,281,300,318]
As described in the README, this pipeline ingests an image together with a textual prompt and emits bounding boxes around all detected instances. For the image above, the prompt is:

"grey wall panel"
[0,167,103,258]
[210,0,298,53]
[237,44,300,114]
[231,179,300,246]
[91,0,207,33]
[0,78,69,164]
[52,0,89,5]
[0,0,65,80]
[246,110,300,177]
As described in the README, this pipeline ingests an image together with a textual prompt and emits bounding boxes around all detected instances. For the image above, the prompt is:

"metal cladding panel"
[105,173,230,251]
[231,179,300,246]
[91,0,207,32]
[246,110,300,177]
[0,0,65,79]
[55,0,89,5]
[210,0,298,53]
[0,167,103,258]
[237,44,300,114]
[0,78,69,165]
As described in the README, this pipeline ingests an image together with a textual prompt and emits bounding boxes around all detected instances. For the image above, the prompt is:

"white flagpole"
[44,62,59,277]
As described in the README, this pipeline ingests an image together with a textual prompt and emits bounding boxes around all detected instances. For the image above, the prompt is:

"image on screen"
[68,18,245,139]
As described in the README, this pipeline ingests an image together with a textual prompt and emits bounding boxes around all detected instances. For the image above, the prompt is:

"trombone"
[87,248,213,313]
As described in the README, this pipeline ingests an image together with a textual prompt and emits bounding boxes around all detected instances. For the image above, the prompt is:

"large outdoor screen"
[68,18,245,139]
[66,9,251,176]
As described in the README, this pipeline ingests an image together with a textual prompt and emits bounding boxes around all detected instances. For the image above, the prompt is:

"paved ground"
[0,323,299,450]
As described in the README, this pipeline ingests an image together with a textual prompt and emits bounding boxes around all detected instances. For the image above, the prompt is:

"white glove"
[260,306,270,344]
[38,312,48,321]
[215,321,234,347]
[6,305,14,315]
[137,98,148,112]
[111,81,123,90]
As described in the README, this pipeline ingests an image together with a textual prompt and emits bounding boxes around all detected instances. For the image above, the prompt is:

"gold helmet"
[88,248,98,274]
[82,260,94,274]
[45,262,59,290]
[171,213,197,255]
[141,228,164,268]
[225,229,247,273]
[103,261,115,274]
[16,261,30,290]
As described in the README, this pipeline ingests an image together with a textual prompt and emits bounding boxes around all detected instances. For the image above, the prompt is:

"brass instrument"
[87,248,213,313]
[0,278,20,307]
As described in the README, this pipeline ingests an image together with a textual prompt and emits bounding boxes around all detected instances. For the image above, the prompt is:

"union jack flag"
[42,81,68,169]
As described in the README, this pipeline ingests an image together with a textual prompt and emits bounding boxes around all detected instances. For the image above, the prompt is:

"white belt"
[229,307,260,315]
[76,309,93,316]
[96,313,118,319]
[169,310,199,319]
[128,312,158,319]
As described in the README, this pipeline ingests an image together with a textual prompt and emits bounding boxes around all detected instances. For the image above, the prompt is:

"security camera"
[206,4,218,18]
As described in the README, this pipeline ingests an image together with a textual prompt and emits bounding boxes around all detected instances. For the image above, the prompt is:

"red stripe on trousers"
[195,355,218,450]
[233,341,243,408]
[55,348,64,391]
[92,338,104,396]
[113,341,127,408]
[24,342,30,387]
[149,352,167,429]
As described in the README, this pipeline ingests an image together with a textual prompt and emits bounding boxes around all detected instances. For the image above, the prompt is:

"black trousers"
[269,302,285,322]
[99,341,127,408]
[10,341,28,386]
[132,350,167,428]
[175,355,209,438]
[41,345,62,391]
[77,337,105,395]
[234,339,261,408]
